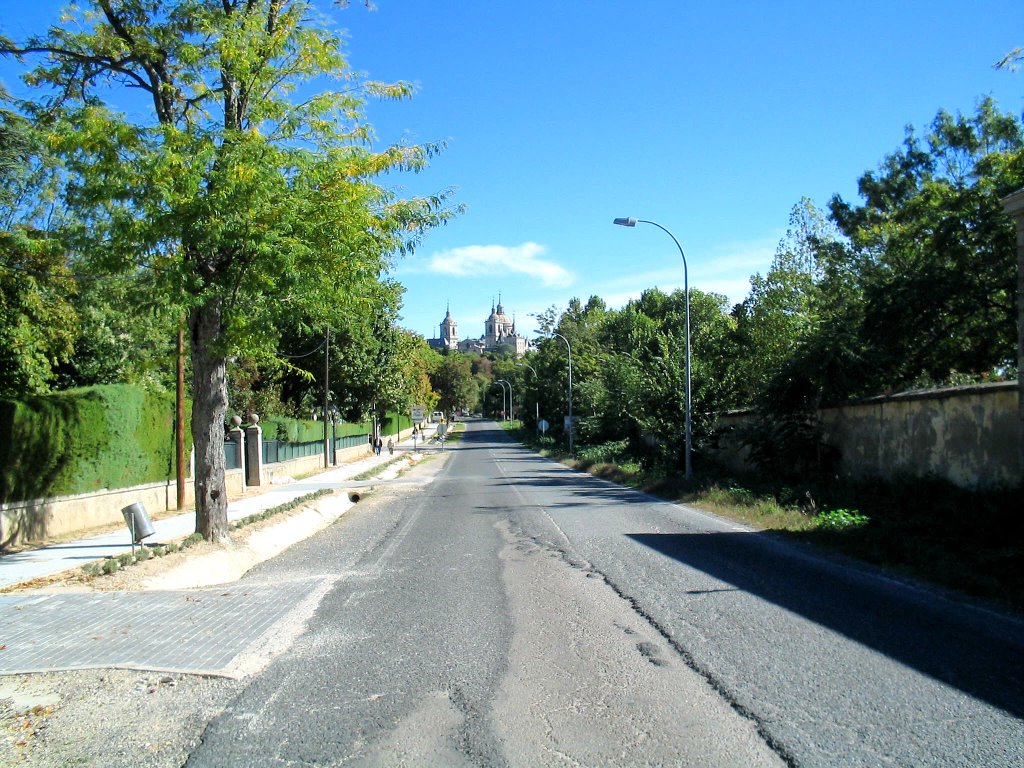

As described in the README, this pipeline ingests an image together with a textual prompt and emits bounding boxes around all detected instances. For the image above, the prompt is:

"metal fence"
[224,433,371,468]
[335,433,370,451]
[224,437,242,470]
[263,439,318,464]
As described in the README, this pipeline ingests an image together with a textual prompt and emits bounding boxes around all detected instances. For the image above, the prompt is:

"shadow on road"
[628,531,1024,720]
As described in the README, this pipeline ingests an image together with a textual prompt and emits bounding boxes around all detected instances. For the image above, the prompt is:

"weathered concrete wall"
[821,383,1018,488]
[711,382,1020,489]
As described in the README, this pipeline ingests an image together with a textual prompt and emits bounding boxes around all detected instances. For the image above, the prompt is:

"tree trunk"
[190,296,230,543]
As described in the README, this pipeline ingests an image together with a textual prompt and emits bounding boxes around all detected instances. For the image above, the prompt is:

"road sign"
[411,405,425,422]
[538,419,549,434]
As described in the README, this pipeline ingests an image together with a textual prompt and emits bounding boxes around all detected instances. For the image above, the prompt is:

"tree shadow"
[628,531,1024,719]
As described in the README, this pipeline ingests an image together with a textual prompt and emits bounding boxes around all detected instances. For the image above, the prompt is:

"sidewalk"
[0,439,420,591]
[0,437,448,678]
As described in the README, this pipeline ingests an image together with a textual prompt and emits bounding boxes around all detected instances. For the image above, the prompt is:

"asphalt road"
[186,420,1024,766]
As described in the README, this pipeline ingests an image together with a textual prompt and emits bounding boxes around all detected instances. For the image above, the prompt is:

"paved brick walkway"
[0,579,316,676]
[0,434,443,678]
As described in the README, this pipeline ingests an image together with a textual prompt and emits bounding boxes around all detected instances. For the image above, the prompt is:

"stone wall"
[712,382,1020,489]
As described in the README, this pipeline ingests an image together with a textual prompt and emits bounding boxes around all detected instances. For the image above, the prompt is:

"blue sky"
[2,1,1022,342]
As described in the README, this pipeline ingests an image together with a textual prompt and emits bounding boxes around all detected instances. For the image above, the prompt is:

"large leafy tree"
[2,1,456,540]
[392,332,441,418]
[275,279,412,423]
[430,353,476,417]
[732,198,841,404]
[829,98,1023,390]
[0,107,79,397]
[600,287,740,466]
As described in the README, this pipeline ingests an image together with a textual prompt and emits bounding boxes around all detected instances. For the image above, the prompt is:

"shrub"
[577,439,630,465]
[816,508,869,531]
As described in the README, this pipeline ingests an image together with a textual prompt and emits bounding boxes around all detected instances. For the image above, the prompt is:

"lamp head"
[613,217,637,227]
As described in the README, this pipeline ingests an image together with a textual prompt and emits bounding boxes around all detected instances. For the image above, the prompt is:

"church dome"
[488,300,511,324]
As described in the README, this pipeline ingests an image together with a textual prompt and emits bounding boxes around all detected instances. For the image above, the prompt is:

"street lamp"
[492,381,507,421]
[495,379,513,422]
[516,362,540,435]
[550,333,573,455]
[613,216,692,480]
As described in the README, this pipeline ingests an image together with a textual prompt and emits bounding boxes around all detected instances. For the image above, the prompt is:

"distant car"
[431,411,445,423]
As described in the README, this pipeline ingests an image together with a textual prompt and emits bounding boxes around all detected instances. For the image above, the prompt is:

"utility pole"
[323,326,330,467]
[176,316,186,510]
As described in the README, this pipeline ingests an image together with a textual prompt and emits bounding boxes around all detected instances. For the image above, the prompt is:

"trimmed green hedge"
[379,411,412,435]
[260,417,325,443]
[0,384,187,503]
[260,416,371,443]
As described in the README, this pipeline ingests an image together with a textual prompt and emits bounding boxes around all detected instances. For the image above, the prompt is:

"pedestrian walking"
[387,438,394,455]
[374,436,383,456]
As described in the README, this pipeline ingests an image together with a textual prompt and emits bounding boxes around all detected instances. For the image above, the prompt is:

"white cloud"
[427,242,573,288]
[545,235,777,314]
[702,236,779,279]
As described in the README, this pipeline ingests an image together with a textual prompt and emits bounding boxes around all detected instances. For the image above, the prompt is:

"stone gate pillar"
[244,413,263,487]
[999,188,1024,479]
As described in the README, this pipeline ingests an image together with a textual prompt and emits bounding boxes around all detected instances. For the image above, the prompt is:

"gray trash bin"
[121,502,156,543]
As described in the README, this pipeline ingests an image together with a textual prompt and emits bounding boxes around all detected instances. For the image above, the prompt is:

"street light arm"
[637,220,688,279]
[517,363,541,432]
[549,333,573,454]
[612,216,693,480]
[516,362,537,376]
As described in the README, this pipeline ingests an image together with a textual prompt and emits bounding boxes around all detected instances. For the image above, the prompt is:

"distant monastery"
[428,296,530,358]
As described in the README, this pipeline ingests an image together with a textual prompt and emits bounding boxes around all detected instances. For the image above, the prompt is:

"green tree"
[393,332,441,417]
[0,107,79,396]
[55,274,180,392]
[2,1,457,540]
[732,198,840,404]
[430,353,476,417]
[829,98,1022,391]
[602,287,739,467]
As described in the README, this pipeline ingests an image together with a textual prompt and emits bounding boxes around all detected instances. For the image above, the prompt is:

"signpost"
[538,419,549,435]
[411,405,425,453]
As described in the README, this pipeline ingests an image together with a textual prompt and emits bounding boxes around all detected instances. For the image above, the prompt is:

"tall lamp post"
[613,217,692,481]
[551,333,573,455]
[495,379,513,422]
[516,362,540,435]
[492,381,507,421]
